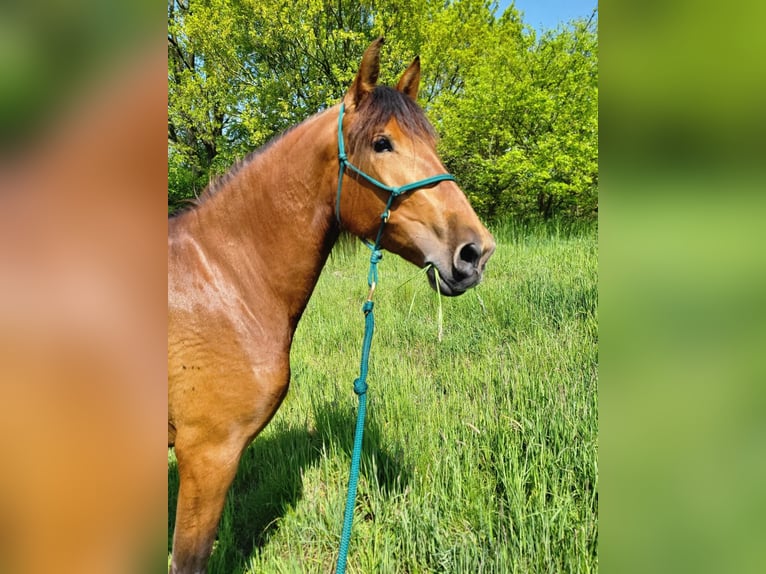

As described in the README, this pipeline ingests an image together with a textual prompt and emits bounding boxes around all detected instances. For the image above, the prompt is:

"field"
[168,221,598,573]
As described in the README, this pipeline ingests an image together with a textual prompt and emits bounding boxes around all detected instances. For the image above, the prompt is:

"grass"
[168,220,598,573]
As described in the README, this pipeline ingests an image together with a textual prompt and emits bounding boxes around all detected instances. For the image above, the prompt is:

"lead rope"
[334,102,455,573]
[336,198,391,574]
[335,242,381,574]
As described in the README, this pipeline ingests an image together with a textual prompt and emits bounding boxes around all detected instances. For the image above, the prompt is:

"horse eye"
[373,137,393,153]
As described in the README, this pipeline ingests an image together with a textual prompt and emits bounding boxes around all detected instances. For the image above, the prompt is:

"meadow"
[168,220,598,573]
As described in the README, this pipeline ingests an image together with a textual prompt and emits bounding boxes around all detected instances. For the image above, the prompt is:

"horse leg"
[169,361,291,573]
[170,433,245,574]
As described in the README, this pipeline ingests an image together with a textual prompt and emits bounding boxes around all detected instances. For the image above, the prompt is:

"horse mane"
[195,122,301,206]
[198,150,258,203]
[169,125,298,218]
[169,85,436,217]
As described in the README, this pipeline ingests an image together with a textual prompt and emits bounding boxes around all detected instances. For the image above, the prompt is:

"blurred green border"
[601,1,766,572]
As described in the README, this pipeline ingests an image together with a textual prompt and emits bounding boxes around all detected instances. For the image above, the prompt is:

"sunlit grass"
[168,220,598,573]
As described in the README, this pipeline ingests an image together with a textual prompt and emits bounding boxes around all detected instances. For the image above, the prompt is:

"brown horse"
[168,38,495,573]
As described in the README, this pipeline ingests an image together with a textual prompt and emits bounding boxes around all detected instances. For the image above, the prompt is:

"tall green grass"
[169,221,598,573]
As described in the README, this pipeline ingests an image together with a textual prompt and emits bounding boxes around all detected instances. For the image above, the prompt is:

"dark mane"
[198,149,259,202]
[197,122,302,204]
[347,86,436,153]
[169,147,264,218]
[167,122,303,218]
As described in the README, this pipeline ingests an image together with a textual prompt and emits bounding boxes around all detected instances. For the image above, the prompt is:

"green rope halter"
[335,102,456,229]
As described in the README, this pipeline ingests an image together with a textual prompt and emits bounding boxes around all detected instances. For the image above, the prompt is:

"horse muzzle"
[425,237,496,296]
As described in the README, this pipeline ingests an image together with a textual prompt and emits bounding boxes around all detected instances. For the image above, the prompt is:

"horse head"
[336,38,495,296]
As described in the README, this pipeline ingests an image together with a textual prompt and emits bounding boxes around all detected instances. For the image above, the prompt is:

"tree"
[428,9,598,221]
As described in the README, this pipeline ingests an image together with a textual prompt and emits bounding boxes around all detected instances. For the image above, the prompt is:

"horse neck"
[189,108,340,330]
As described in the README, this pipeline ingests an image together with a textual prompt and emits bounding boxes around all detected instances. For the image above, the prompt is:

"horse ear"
[396,56,420,101]
[345,37,385,108]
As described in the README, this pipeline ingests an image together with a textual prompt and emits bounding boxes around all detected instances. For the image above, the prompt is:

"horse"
[168,37,496,573]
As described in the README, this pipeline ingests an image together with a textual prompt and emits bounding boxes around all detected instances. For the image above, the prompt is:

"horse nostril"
[458,242,481,269]
[452,242,482,281]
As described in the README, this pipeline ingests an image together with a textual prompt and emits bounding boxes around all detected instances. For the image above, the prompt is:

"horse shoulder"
[168,228,292,440]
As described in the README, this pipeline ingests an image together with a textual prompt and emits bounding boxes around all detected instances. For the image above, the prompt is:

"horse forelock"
[347,86,436,153]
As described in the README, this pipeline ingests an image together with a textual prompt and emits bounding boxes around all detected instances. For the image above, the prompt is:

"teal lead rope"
[336,238,382,574]
[335,286,375,574]
[334,102,455,574]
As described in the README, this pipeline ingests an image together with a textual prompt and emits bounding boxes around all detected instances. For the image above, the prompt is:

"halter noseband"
[334,102,456,228]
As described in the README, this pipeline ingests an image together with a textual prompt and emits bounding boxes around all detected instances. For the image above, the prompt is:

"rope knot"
[353,377,368,395]
[361,300,374,313]
[338,152,347,162]
[370,250,383,264]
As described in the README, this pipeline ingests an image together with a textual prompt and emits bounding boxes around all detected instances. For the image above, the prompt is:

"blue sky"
[496,0,598,32]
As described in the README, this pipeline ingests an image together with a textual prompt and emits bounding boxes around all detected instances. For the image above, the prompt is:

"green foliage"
[168,0,598,221]
[429,11,598,222]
